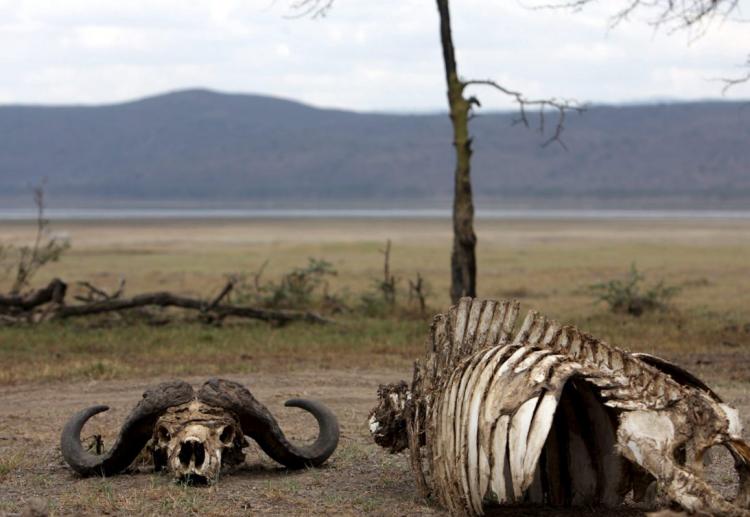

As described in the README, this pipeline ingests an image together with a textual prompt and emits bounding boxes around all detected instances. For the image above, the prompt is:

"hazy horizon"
[1,86,748,114]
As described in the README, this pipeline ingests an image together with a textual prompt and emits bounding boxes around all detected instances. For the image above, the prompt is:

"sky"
[0,0,747,112]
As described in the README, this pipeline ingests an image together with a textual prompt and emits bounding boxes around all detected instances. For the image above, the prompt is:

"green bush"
[588,263,680,316]
[232,258,337,310]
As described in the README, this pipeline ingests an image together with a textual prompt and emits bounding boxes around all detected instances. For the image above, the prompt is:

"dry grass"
[1,217,749,515]
[1,217,749,384]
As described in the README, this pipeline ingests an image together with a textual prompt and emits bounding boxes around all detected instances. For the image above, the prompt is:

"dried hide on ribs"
[61,378,339,484]
[369,298,750,516]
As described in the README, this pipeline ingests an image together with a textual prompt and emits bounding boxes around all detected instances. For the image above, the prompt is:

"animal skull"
[61,378,339,483]
[370,298,750,516]
[151,400,247,483]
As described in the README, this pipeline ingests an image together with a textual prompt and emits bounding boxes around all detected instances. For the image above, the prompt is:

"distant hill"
[1,89,749,208]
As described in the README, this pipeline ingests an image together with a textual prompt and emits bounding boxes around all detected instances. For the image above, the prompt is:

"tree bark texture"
[436,0,477,304]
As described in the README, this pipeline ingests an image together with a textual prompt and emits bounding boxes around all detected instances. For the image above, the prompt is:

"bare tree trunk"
[436,0,477,304]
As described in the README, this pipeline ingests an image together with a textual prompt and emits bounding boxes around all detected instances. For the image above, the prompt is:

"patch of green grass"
[0,316,425,384]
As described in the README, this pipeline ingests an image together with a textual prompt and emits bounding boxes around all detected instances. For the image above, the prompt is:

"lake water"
[1,208,750,221]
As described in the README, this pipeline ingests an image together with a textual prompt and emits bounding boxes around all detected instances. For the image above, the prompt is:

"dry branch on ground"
[0,278,331,326]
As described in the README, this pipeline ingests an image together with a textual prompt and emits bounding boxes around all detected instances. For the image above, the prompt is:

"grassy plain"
[1,216,749,516]
[1,217,749,386]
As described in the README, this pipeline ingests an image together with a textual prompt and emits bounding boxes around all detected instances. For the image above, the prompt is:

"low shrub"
[588,263,680,316]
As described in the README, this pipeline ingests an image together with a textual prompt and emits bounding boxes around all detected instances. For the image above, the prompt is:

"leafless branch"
[379,239,397,305]
[721,55,750,93]
[286,0,334,18]
[532,0,748,88]
[533,0,741,31]
[408,272,428,316]
[253,260,269,292]
[207,279,235,311]
[75,281,110,303]
[463,79,584,149]
[9,184,70,294]
[74,278,126,303]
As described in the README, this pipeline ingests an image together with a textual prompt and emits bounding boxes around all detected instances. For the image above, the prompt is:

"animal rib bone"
[369,297,750,516]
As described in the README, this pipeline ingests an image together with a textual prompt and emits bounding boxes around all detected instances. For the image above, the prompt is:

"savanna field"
[1,217,749,515]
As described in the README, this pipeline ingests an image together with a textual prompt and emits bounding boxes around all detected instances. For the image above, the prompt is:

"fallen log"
[54,291,331,325]
[0,279,331,325]
[0,278,67,312]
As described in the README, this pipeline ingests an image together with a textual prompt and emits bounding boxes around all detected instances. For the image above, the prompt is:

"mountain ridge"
[2,89,749,208]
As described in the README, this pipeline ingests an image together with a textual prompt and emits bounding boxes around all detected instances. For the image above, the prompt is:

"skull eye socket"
[158,426,171,442]
[219,426,234,445]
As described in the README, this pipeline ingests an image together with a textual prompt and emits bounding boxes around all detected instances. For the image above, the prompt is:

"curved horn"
[60,380,194,476]
[198,378,339,469]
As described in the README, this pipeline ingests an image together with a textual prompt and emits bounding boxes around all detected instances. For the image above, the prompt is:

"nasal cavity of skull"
[219,426,234,445]
[158,426,170,442]
[178,440,206,468]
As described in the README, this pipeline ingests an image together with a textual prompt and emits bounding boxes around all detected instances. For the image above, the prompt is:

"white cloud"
[0,0,747,110]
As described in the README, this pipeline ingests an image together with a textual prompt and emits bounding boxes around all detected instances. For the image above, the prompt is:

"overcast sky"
[0,0,747,111]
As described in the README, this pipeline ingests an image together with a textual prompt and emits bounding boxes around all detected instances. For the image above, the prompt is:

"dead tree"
[0,278,332,326]
[5,185,69,295]
[379,240,396,306]
[290,0,581,305]
[0,278,67,313]
[439,0,581,303]
[409,272,428,316]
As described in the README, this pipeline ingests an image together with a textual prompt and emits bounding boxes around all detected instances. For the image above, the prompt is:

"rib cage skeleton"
[369,298,750,516]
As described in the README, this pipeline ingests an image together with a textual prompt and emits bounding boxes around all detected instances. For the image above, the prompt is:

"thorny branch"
[463,79,583,149]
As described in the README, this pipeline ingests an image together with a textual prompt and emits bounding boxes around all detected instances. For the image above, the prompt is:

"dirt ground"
[1,217,748,515]
[1,367,427,516]
[2,361,749,516]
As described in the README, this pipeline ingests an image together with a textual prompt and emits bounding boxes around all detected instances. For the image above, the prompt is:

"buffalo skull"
[61,378,339,484]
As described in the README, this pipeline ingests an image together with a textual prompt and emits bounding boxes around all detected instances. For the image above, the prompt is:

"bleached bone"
[369,297,750,516]
[61,378,339,483]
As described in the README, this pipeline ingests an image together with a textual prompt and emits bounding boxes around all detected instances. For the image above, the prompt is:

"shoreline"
[2,207,750,222]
